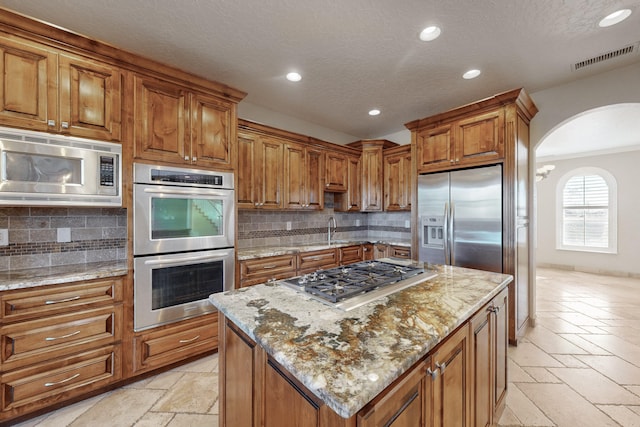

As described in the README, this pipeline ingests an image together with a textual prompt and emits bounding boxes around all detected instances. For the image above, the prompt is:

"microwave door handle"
[143,252,232,266]
[142,187,230,197]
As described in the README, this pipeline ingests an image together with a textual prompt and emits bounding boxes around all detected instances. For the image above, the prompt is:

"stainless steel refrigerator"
[418,164,502,273]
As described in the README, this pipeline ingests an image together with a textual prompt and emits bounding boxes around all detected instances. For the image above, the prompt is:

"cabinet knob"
[436,361,446,374]
[426,367,438,380]
[193,157,197,162]
[455,158,459,162]
[185,156,190,161]
[61,121,69,129]
[47,119,56,127]
[450,159,454,163]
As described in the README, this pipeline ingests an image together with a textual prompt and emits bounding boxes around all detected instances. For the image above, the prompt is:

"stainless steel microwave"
[0,127,122,206]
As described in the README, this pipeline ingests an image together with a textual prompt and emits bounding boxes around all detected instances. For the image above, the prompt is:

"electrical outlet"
[0,229,8,247]
[286,221,292,231]
[355,219,361,227]
[57,227,71,243]
[405,220,410,228]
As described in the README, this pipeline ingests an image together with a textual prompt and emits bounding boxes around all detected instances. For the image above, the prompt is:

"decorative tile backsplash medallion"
[0,207,127,271]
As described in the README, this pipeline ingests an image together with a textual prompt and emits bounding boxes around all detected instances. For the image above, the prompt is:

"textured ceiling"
[1,0,640,143]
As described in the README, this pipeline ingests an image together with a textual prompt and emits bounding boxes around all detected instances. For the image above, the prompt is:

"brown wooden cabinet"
[133,74,236,170]
[0,277,123,423]
[339,245,364,265]
[283,142,324,210]
[334,154,362,212]
[0,33,122,141]
[362,243,374,261]
[470,287,508,427]
[237,129,284,209]
[325,152,349,192]
[360,142,384,212]
[412,109,503,174]
[389,245,411,259]
[298,248,339,274]
[238,254,297,288]
[407,89,537,344]
[384,145,412,211]
[132,313,217,374]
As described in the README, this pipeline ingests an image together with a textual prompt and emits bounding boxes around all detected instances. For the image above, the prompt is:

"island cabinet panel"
[430,324,471,427]
[358,359,429,427]
[0,33,122,141]
[469,287,509,427]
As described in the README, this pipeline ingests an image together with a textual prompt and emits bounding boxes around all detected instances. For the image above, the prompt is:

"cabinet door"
[335,154,361,212]
[191,93,234,168]
[384,151,410,212]
[0,34,56,132]
[361,146,383,212]
[237,131,259,209]
[259,136,284,209]
[431,325,470,427]
[339,245,363,265]
[358,359,428,427]
[325,152,348,192]
[470,302,493,427]
[362,243,374,260]
[389,245,411,259]
[298,249,338,274]
[493,288,509,414]
[58,53,122,141]
[134,75,189,164]
[416,125,452,172]
[454,109,504,166]
[239,254,297,287]
[305,147,325,210]
[283,142,306,209]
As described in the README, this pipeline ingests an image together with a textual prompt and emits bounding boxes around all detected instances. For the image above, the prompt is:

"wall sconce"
[536,164,555,182]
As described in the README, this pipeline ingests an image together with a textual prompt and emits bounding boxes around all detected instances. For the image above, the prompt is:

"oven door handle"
[143,251,233,266]
[142,187,231,197]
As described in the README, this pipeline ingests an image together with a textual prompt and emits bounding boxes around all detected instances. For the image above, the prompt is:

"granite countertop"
[0,261,128,292]
[238,239,411,260]
[210,262,512,418]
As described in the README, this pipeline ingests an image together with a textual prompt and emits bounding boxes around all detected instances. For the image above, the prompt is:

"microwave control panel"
[99,155,116,187]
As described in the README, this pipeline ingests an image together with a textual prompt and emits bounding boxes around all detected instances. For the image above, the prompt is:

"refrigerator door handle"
[443,202,450,265]
[450,202,456,265]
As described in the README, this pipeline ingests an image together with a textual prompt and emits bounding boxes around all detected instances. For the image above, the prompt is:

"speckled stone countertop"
[238,240,410,260]
[0,261,128,292]
[210,261,512,418]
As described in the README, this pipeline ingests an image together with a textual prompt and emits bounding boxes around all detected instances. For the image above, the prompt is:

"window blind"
[562,174,609,248]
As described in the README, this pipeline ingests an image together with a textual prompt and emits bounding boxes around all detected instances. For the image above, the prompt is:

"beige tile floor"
[12,267,640,426]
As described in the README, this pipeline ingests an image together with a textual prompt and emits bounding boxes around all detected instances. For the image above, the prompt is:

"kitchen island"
[210,262,512,426]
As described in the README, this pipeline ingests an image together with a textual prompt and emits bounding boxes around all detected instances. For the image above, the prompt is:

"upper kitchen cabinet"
[347,139,397,212]
[383,144,411,211]
[133,75,237,170]
[283,142,324,210]
[406,88,538,344]
[237,127,284,210]
[334,153,362,212]
[410,107,504,173]
[325,152,348,192]
[0,33,122,141]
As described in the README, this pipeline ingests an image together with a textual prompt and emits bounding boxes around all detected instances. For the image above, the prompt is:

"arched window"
[556,167,617,253]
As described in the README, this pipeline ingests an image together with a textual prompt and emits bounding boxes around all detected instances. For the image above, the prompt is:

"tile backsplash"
[0,207,127,271]
[238,193,411,249]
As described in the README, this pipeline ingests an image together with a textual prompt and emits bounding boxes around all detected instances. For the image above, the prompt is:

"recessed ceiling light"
[419,26,441,41]
[368,109,381,116]
[286,72,302,82]
[462,69,481,79]
[599,9,632,27]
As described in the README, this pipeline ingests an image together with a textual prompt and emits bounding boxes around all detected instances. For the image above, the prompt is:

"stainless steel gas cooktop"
[279,260,437,311]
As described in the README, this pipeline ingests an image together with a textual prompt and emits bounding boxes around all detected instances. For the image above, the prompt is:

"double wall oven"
[133,163,235,331]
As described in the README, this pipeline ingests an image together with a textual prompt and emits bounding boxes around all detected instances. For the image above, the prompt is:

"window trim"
[555,166,618,254]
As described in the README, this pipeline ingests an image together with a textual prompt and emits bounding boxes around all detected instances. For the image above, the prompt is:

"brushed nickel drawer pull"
[45,330,81,341]
[179,335,200,344]
[45,373,80,387]
[45,296,81,305]
[262,264,278,269]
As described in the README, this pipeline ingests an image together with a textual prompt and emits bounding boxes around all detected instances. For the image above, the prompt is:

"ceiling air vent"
[572,42,639,71]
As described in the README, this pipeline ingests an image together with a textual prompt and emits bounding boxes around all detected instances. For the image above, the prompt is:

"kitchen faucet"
[328,216,337,245]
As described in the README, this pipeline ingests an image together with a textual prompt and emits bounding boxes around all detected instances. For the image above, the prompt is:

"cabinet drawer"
[1,278,124,322]
[1,345,121,412]
[298,248,338,274]
[133,313,217,373]
[1,305,122,371]
[389,245,411,259]
[339,245,363,265]
[239,255,297,287]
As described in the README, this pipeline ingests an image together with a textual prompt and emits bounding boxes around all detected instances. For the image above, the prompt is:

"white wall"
[535,150,640,276]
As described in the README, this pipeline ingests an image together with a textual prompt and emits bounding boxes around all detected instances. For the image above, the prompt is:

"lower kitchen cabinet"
[0,277,124,424]
[470,287,509,427]
[298,248,339,274]
[238,254,297,288]
[339,245,364,265]
[132,312,218,374]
